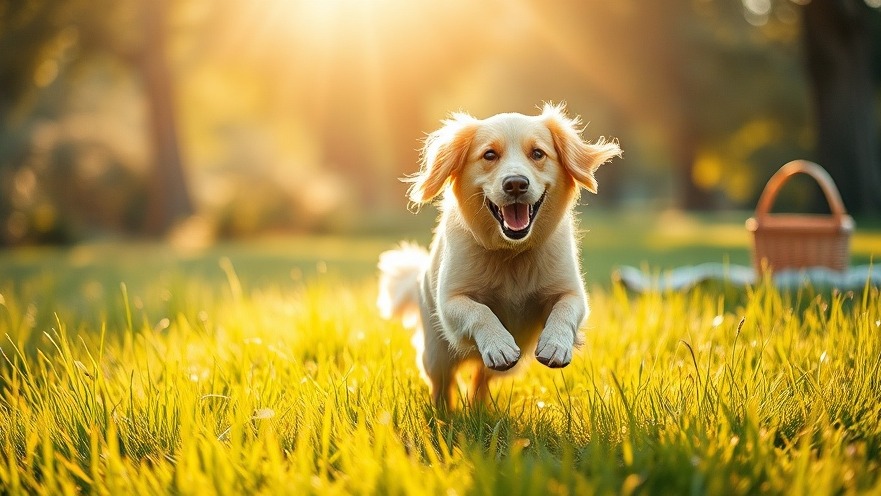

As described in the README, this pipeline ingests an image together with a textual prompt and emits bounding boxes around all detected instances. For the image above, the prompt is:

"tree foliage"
[0,0,879,244]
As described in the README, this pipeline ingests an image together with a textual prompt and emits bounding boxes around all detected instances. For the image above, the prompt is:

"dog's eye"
[531,149,546,160]
[483,150,498,161]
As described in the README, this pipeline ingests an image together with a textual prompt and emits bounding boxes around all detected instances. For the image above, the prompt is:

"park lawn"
[1,214,880,495]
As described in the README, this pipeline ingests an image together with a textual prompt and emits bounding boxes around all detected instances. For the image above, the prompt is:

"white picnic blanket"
[615,264,880,292]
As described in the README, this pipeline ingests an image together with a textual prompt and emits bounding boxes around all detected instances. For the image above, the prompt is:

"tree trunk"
[639,1,713,209]
[140,0,193,235]
[803,0,881,215]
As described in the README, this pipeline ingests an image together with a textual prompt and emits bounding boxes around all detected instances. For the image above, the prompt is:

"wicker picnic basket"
[746,160,854,273]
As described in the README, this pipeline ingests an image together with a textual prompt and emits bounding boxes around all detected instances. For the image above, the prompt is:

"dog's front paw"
[535,332,573,368]
[476,333,521,371]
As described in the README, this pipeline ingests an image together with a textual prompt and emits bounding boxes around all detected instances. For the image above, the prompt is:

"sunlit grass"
[1,248,880,494]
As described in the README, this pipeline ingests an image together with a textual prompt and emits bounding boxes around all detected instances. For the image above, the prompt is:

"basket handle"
[754,160,848,221]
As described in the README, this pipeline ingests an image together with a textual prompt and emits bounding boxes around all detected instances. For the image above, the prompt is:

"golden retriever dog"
[377,103,621,407]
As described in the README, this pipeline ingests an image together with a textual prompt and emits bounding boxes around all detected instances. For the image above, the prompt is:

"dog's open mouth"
[486,192,546,240]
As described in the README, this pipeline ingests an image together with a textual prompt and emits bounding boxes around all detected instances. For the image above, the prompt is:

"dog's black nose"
[503,175,529,196]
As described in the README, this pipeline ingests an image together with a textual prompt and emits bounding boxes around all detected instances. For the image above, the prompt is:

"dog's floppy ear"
[406,112,478,204]
[543,102,621,194]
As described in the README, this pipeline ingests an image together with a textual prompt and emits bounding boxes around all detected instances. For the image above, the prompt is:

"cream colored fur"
[378,103,621,407]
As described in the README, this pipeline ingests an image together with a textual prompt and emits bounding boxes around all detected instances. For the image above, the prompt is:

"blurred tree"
[140,0,193,234]
[0,0,191,244]
[731,0,881,214]
[687,0,811,209]
[4,0,879,244]
[0,1,56,125]
[803,0,881,214]
[525,0,811,209]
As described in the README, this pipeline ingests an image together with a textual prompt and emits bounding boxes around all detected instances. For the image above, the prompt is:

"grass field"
[1,213,880,494]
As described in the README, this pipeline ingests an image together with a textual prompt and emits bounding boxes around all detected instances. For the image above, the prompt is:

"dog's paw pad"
[535,339,572,368]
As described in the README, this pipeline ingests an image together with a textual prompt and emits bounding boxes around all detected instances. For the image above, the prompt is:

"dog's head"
[406,103,621,248]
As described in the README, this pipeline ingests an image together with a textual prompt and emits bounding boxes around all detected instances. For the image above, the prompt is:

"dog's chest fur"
[457,244,564,342]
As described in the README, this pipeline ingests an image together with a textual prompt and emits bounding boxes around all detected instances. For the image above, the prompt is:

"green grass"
[1,221,880,494]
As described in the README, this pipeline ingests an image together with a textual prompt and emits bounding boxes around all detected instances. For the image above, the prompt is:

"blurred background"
[1,0,880,246]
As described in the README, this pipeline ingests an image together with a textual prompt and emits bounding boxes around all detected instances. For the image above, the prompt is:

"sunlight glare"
[742,0,771,26]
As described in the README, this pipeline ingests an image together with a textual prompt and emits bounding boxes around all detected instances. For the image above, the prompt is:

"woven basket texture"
[746,160,854,273]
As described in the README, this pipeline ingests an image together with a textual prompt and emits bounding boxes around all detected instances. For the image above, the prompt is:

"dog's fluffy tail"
[377,242,429,329]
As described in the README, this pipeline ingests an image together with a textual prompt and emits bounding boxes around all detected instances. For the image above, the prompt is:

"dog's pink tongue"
[502,203,530,231]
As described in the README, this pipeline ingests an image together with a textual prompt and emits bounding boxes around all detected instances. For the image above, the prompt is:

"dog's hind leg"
[421,326,459,408]
[468,366,490,406]
[429,369,455,409]
[423,355,455,408]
